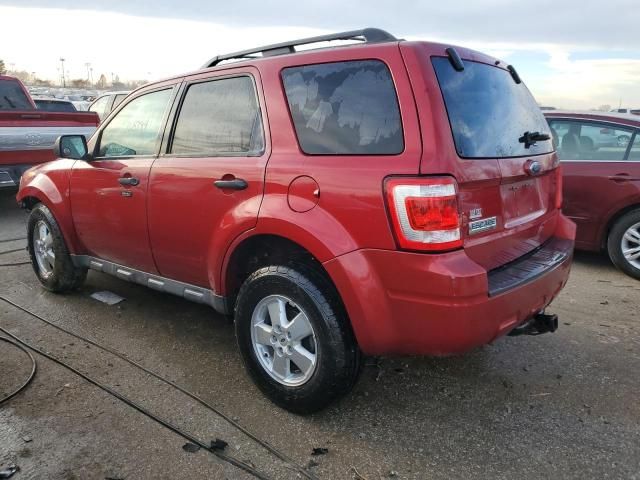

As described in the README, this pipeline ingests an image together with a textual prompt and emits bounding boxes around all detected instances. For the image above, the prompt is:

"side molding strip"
[71,255,229,315]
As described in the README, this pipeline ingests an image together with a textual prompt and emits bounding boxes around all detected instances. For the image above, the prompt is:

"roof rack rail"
[202,27,397,68]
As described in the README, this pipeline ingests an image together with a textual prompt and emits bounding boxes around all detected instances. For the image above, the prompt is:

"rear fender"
[217,195,358,295]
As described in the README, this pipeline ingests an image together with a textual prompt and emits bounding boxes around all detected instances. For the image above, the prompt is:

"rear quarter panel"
[249,43,422,261]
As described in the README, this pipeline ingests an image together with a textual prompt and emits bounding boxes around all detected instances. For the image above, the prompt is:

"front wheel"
[607,209,640,280]
[235,265,361,413]
[28,204,87,292]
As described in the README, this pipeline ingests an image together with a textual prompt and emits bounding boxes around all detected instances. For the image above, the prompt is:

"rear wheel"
[28,204,87,292]
[235,265,361,413]
[607,209,640,280]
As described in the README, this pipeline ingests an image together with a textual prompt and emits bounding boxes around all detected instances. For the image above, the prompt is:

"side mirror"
[53,135,89,160]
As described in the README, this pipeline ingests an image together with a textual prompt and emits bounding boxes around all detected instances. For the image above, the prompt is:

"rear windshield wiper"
[519,131,550,149]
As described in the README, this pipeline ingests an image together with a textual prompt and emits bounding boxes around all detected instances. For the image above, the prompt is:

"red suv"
[546,111,640,279]
[17,28,575,412]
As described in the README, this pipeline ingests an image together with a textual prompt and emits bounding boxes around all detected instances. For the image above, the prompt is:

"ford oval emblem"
[524,159,542,176]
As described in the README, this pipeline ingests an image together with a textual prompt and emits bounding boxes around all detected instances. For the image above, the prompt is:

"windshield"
[0,79,34,110]
[432,57,553,158]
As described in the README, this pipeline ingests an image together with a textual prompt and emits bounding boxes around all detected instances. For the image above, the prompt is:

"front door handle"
[118,177,140,186]
[214,178,248,190]
[608,173,630,183]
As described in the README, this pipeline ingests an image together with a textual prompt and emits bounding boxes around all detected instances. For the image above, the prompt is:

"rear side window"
[0,79,33,109]
[282,60,403,155]
[432,57,553,158]
[171,76,264,155]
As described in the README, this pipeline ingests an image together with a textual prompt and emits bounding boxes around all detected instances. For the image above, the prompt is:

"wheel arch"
[601,202,640,249]
[220,233,359,338]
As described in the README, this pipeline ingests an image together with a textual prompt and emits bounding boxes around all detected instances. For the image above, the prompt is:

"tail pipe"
[508,311,558,336]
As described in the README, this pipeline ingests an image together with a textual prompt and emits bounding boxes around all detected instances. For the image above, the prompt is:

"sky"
[0,0,638,109]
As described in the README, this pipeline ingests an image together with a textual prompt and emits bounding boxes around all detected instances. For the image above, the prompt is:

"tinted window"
[171,76,263,155]
[98,89,172,157]
[35,100,76,112]
[432,57,553,158]
[0,79,33,109]
[282,60,403,155]
[548,120,633,161]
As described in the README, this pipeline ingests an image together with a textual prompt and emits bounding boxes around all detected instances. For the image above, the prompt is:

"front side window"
[98,88,172,157]
[548,120,633,161]
[433,57,553,158]
[281,60,403,155]
[171,76,264,155]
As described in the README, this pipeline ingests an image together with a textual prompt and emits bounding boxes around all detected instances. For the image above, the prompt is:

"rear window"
[432,57,553,158]
[35,100,76,112]
[282,60,403,155]
[0,79,33,110]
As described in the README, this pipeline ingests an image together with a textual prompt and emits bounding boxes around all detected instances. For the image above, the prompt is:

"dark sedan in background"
[546,111,640,279]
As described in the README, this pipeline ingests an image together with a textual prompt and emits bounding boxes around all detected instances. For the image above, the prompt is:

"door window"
[113,94,128,109]
[629,134,640,161]
[97,89,173,157]
[89,96,110,120]
[281,60,403,155]
[170,76,264,156]
[548,120,633,161]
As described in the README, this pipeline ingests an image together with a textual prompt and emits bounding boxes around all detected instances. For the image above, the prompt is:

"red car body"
[17,38,574,356]
[545,112,640,252]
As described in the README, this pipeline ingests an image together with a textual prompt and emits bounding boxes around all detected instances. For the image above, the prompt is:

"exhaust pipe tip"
[508,312,558,336]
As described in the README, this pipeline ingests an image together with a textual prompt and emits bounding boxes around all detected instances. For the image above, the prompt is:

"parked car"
[17,28,574,412]
[0,75,99,189]
[88,90,130,122]
[546,111,640,279]
[611,108,640,116]
[34,98,77,112]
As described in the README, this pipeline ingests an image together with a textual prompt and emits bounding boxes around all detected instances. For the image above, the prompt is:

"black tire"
[27,204,87,292]
[607,209,640,280]
[235,264,361,414]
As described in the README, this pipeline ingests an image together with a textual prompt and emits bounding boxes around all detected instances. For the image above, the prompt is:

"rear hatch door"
[402,43,559,271]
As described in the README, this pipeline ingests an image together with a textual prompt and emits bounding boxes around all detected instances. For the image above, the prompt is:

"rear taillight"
[385,177,462,251]
[555,166,563,209]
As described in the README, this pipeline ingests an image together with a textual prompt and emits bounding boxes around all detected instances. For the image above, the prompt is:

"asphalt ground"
[1,189,639,480]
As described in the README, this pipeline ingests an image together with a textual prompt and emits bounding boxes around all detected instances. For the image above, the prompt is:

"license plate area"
[500,178,547,228]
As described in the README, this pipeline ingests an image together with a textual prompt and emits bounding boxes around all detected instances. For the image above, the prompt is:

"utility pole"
[89,67,94,86]
[59,57,66,88]
[85,62,91,83]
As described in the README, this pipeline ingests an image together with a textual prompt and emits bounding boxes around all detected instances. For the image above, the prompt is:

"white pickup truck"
[0,75,99,188]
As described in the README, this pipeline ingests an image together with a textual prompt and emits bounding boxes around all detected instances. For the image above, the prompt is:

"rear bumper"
[0,164,31,189]
[324,214,576,356]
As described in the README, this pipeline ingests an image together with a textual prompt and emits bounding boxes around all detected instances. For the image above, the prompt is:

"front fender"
[16,160,81,253]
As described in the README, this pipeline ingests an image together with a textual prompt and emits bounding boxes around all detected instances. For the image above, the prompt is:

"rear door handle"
[118,177,140,186]
[214,178,248,190]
